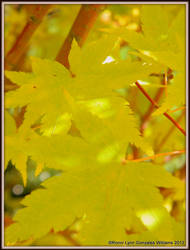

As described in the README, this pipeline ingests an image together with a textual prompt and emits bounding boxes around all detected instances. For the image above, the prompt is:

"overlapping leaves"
[5,36,156,178]
[6,162,184,245]
[110,6,186,114]
[4,5,186,246]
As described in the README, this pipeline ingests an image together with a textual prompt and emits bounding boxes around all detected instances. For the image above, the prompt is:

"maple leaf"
[5,58,72,132]
[5,35,162,131]
[4,111,29,184]
[4,97,153,184]
[5,162,184,245]
[5,45,155,173]
[117,6,185,115]
[74,97,153,156]
[5,94,154,180]
[4,4,186,248]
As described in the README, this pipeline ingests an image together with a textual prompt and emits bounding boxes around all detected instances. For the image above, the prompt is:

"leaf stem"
[135,81,186,136]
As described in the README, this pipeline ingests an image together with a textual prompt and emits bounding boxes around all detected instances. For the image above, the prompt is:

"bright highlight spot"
[100,10,111,22]
[164,201,172,213]
[137,80,150,85]
[12,184,24,196]
[140,213,157,227]
[39,171,51,181]
[132,8,140,17]
[137,209,162,230]
[84,98,114,118]
[142,50,151,57]
[97,143,120,163]
[141,50,158,61]
[43,113,71,137]
[132,80,150,86]
[102,56,115,64]
[126,23,138,31]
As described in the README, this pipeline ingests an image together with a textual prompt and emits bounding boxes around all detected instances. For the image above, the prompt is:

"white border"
[185,1,189,249]
[1,1,189,4]
[0,1,187,5]
[1,1,189,249]
[2,0,5,249]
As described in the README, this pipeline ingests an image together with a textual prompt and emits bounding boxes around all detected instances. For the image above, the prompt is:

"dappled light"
[4,3,186,247]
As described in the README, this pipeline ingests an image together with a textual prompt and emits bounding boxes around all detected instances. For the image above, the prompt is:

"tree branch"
[5,5,52,71]
[135,81,186,136]
[140,69,172,134]
[124,149,185,164]
[155,110,185,152]
[4,4,52,91]
[56,4,105,69]
[168,106,186,113]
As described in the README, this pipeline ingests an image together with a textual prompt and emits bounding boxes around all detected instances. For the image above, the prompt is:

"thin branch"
[164,69,168,97]
[57,230,81,246]
[56,4,105,69]
[135,81,186,136]
[124,149,185,163]
[168,106,186,113]
[155,110,185,152]
[140,87,164,130]
[140,69,172,134]
[50,228,80,246]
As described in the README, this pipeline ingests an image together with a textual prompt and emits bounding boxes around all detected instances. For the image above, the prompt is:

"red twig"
[169,106,186,113]
[124,149,185,163]
[156,110,185,152]
[140,70,173,134]
[135,81,186,136]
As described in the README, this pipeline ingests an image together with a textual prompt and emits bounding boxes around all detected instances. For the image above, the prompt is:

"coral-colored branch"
[4,5,52,131]
[124,150,185,163]
[4,5,52,92]
[163,112,186,136]
[5,5,52,71]
[135,81,159,108]
[135,81,186,136]
[50,228,80,246]
[140,87,165,134]
[156,110,185,152]
[169,106,186,113]
[164,69,168,97]
[140,70,172,134]
[56,4,105,69]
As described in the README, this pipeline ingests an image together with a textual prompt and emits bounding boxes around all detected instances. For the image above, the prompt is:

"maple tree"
[4,3,186,247]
